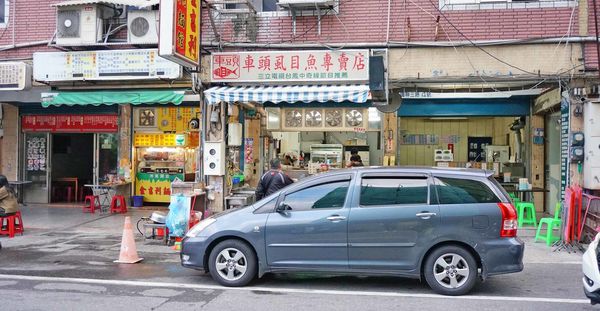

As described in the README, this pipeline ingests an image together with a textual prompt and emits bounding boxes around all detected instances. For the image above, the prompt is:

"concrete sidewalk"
[0,204,178,257]
[0,204,585,265]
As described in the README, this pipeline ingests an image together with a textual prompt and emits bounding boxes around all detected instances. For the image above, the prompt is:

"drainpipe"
[593,0,600,79]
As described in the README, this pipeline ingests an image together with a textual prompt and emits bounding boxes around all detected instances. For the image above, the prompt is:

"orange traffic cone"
[114,216,143,264]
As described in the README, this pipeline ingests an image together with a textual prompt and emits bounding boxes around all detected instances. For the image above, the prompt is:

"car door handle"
[326,215,347,222]
[416,212,437,219]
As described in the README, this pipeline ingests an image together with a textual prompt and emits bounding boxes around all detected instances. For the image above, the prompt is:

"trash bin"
[132,195,144,208]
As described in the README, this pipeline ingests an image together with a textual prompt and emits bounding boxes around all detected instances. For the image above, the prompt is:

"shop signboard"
[210,50,370,82]
[159,0,200,68]
[134,133,193,147]
[21,115,118,133]
[33,49,181,82]
[560,96,570,200]
[135,172,183,203]
[0,62,31,91]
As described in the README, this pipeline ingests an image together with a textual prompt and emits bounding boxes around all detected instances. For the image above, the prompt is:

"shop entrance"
[50,134,94,203]
[22,132,119,204]
[545,112,561,213]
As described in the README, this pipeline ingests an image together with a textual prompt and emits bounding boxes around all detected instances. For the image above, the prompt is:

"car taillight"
[498,203,517,237]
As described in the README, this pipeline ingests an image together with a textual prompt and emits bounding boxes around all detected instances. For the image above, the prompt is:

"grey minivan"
[181,167,524,295]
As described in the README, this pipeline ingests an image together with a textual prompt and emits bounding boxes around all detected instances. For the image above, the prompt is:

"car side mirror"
[276,202,291,213]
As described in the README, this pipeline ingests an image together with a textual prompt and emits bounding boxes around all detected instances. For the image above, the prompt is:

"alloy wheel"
[432,253,470,289]
[214,248,248,281]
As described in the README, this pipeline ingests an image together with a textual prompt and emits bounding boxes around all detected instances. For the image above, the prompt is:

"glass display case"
[133,133,198,203]
[310,144,343,169]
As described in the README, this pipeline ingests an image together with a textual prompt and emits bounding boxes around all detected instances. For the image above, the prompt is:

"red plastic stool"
[110,195,127,214]
[83,195,100,213]
[66,186,74,203]
[0,211,24,238]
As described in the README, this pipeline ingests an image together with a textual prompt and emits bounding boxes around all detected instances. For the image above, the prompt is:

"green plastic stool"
[534,202,562,246]
[516,202,537,227]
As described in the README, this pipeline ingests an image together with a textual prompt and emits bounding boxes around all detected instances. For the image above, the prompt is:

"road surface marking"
[0,273,588,304]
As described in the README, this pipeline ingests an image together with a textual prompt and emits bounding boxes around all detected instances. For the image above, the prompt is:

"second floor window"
[226,0,280,12]
[0,0,7,25]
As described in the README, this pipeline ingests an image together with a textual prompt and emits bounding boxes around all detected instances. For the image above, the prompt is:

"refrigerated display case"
[134,133,198,203]
[310,144,343,169]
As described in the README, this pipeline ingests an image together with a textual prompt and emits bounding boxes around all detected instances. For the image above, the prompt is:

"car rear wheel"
[208,240,257,287]
[424,245,478,296]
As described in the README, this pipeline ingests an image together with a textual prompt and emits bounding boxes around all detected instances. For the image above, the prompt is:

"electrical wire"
[426,0,547,76]
[211,0,357,49]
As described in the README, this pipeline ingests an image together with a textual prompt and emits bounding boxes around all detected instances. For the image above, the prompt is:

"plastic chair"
[110,195,128,214]
[516,202,537,227]
[535,202,562,246]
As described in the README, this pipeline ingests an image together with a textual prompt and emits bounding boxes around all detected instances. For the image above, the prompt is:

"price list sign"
[22,114,118,132]
[560,98,570,201]
[26,136,47,172]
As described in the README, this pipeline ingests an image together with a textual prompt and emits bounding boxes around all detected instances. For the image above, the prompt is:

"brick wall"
[0,0,597,69]
[202,1,581,44]
[0,0,60,60]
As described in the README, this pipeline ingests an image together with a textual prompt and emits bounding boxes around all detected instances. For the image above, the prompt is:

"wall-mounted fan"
[285,109,302,127]
[345,109,363,127]
[138,109,156,126]
[325,109,342,127]
[305,110,322,127]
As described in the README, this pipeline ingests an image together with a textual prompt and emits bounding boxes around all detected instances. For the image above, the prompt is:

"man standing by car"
[255,158,294,200]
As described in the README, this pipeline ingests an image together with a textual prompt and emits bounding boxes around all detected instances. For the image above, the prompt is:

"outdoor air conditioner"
[56,4,104,45]
[277,0,336,10]
[128,10,159,44]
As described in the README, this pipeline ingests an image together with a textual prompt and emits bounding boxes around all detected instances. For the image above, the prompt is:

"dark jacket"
[255,170,294,200]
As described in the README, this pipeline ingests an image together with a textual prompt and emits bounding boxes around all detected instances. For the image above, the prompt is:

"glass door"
[23,133,51,204]
[95,133,119,184]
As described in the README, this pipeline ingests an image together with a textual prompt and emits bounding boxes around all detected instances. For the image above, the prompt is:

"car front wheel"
[424,245,478,296]
[208,239,257,287]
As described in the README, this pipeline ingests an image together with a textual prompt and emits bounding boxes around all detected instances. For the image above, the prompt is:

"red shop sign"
[22,114,118,133]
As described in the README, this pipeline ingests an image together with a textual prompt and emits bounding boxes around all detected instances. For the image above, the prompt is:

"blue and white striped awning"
[204,84,371,105]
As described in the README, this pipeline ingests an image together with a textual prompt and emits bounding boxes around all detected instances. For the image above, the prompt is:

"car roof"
[314,166,494,178]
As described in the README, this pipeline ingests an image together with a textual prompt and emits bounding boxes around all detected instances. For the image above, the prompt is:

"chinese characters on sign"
[21,115,118,132]
[211,50,370,82]
[33,50,181,82]
[26,137,47,172]
[159,0,200,68]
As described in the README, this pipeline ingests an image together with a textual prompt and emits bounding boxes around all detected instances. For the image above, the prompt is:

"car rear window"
[432,177,500,204]
[360,177,428,206]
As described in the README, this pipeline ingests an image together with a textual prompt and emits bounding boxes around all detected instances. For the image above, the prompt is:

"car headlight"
[185,218,216,238]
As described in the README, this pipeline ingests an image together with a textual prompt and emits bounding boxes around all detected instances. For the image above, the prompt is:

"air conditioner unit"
[278,0,336,9]
[128,10,159,44]
[56,4,104,45]
[0,62,32,91]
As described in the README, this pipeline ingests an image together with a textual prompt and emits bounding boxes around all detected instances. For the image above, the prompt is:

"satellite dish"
[373,91,402,113]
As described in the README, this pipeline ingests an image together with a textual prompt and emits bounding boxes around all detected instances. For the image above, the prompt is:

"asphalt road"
[0,223,595,310]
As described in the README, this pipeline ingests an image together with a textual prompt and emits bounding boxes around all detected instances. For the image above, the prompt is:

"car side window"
[253,197,278,214]
[281,181,350,212]
[360,177,428,206]
[433,177,500,204]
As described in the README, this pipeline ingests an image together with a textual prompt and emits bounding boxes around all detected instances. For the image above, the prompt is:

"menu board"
[26,136,47,172]
[33,49,181,82]
[22,115,118,133]
[134,133,187,147]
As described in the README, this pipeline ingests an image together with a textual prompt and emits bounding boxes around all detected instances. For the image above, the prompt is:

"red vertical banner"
[174,0,187,57]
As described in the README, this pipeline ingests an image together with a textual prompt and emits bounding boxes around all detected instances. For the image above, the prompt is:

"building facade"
[0,0,599,231]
